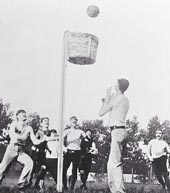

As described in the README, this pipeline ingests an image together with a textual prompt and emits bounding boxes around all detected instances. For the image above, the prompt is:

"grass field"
[0,172,165,193]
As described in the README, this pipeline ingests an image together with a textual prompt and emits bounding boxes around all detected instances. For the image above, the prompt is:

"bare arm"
[147,141,153,161]
[9,123,17,139]
[30,127,44,145]
[99,96,113,116]
[81,130,86,138]
[164,143,170,154]
[45,135,58,142]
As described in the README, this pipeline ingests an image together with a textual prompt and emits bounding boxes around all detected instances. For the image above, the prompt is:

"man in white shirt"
[148,129,170,192]
[99,78,129,193]
[0,109,44,190]
[62,116,86,192]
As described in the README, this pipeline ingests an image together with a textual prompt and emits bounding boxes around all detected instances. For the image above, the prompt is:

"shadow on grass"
[0,186,165,193]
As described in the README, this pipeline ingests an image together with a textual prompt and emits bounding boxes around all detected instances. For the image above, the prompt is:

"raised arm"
[99,87,113,117]
[45,135,59,142]
[99,96,113,116]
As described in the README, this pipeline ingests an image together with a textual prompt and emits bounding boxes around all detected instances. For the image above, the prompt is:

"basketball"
[87,5,99,18]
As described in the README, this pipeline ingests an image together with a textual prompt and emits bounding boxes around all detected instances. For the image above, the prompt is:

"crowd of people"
[0,111,98,193]
[0,78,170,193]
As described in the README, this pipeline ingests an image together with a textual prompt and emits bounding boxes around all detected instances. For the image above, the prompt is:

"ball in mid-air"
[87,5,99,18]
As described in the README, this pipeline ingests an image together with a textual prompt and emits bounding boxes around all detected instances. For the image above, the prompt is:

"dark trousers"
[34,158,58,187]
[62,150,81,189]
[152,155,170,191]
[79,153,92,188]
[29,150,46,184]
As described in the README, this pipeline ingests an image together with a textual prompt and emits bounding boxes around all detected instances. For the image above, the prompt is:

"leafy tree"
[27,112,40,133]
[147,116,162,140]
[123,116,150,182]
[0,98,13,132]
[162,120,170,144]
[25,112,40,155]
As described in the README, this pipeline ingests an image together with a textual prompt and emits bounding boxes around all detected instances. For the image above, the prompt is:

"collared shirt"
[148,139,170,159]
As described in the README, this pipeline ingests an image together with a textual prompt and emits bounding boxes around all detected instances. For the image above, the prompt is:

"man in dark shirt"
[29,117,51,187]
[79,130,98,190]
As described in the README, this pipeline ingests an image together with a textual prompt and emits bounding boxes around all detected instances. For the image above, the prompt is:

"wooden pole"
[57,31,69,192]
[132,167,134,184]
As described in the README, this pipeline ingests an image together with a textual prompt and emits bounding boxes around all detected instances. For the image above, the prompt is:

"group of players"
[0,110,98,192]
[0,110,59,191]
[1,78,170,193]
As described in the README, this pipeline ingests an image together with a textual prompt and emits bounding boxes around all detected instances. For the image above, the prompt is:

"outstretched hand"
[106,87,112,98]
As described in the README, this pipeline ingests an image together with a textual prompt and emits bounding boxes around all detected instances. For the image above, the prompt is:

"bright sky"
[0,0,170,130]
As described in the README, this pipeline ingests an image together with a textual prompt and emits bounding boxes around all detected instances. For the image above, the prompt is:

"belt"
[110,126,125,131]
[67,149,80,154]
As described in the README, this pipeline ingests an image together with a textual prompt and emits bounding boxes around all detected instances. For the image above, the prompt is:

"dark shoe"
[69,189,75,193]
[80,183,84,190]
[63,186,68,191]
[80,183,87,190]
[84,184,87,190]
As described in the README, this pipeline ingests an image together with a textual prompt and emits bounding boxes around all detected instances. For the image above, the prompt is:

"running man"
[99,78,129,193]
[0,109,44,190]
[148,129,170,192]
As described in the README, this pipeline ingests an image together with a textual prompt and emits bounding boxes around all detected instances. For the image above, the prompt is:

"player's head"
[86,129,92,138]
[155,129,163,140]
[50,129,58,137]
[40,117,49,130]
[70,116,78,128]
[16,109,27,122]
[114,78,129,93]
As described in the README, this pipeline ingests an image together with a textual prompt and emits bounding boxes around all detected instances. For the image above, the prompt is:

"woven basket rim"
[67,31,99,43]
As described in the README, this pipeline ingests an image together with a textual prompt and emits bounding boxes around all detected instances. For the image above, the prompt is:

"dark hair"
[118,79,129,93]
[86,129,92,133]
[50,129,57,134]
[156,129,163,134]
[70,116,78,121]
[40,117,49,123]
[16,109,26,116]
